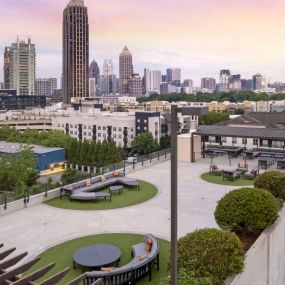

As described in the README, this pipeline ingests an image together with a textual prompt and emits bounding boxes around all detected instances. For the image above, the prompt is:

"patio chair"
[209,165,223,175]
[244,169,258,179]
[236,162,248,174]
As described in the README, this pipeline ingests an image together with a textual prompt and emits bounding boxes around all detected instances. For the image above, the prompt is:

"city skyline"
[0,0,285,85]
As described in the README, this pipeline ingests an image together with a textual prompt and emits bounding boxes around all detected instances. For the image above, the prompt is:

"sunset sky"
[0,0,284,85]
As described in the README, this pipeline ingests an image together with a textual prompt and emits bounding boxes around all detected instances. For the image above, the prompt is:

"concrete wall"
[178,134,201,162]
[226,206,285,285]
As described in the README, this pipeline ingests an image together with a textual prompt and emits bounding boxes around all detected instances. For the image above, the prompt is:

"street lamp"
[170,105,208,285]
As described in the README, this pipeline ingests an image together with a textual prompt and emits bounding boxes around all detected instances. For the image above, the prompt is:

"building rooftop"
[67,0,84,7]
[0,141,64,154]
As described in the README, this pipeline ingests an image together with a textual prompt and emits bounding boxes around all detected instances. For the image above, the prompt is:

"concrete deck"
[0,158,254,260]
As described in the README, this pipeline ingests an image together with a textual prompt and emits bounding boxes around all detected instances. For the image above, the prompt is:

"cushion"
[101,267,115,272]
[113,171,120,177]
[251,169,256,174]
[239,163,245,168]
[91,176,101,184]
[105,173,113,180]
[144,239,153,252]
[212,165,218,170]
[101,175,106,182]
[85,179,91,187]
[139,255,146,261]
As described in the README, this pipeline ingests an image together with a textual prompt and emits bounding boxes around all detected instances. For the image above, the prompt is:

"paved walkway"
[0,160,244,260]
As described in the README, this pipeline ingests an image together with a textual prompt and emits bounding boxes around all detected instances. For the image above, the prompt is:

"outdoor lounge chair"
[210,165,223,175]
[244,169,258,179]
[236,162,248,174]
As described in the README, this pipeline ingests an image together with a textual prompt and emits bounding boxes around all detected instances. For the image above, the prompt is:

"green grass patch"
[45,180,157,210]
[25,233,170,285]
[201,172,255,186]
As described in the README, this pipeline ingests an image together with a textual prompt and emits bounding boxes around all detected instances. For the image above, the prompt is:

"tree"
[198,112,229,125]
[132,132,157,154]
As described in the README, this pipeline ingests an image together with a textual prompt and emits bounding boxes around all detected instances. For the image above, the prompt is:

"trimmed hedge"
[254,171,285,200]
[215,188,278,231]
[177,228,244,284]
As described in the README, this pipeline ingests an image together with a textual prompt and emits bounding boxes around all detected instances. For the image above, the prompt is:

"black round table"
[73,244,121,271]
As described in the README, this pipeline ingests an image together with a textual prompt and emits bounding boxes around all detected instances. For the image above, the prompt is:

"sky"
[0,0,285,86]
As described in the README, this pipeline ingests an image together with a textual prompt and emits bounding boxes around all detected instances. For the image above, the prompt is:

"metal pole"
[171,105,178,285]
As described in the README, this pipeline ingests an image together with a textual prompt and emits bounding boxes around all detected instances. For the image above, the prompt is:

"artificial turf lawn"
[25,233,170,285]
[45,180,157,210]
[201,172,255,186]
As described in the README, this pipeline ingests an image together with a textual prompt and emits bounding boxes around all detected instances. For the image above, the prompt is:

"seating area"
[85,234,160,285]
[61,171,139,202]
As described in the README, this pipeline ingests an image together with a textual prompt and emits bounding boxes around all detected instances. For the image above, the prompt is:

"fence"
[0,148,171,216]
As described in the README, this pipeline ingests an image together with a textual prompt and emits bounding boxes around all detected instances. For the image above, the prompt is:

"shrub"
[177,228,244,284]
[159,268,212,285]
[254,171,285,200]
[215,188,278,232]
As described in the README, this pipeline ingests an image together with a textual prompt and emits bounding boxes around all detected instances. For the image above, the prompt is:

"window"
[232,137,237,144]
[113,127,117,131]
[75,125,77,128]
[75,131,77,135]
[103,126,106,131]
[98,133,101,137]
[262,140,269,147]
[113,134,117,138]
[84,132,86,136]
[118,127,122,132]
[83,125,86,129]
[70,124,73,128]
[242,138,247,145]
[103,133,106,138]
[119,134,122,139]
[70,131,73,135]
[221,137,227,143]
[88,132,91,136]
[144,120,147,123]
[98,126,101,130]
[131,127,134,132]
[88,126,91,129]
[137,119,140,123]
[272,141,283,148]
[57,123,60,127]
[253,138,258,145]
[62,124,64,128]
[137,126,140,130]
[144,127,147,130]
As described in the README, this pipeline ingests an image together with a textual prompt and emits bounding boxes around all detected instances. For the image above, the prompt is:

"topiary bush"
[254,171,285,200]
[177,228,244,284]
[215,188,278,232]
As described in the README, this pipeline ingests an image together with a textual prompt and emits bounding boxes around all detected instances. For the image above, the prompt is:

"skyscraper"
[253,74,267,91]
[144,69,162,95]
[119,46,133,95]
[4,37,36,95]
[35,78,57,96]
[89,60,100,83]
[201,77,216,91]
[103,59,113,77]
[219,69,231,91]
[166,68,181,86]
[229,74,241,91]
[128,73,143,97]
[63,0,89,104]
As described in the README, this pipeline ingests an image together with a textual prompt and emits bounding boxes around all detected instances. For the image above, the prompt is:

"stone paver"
[0,160,244,260]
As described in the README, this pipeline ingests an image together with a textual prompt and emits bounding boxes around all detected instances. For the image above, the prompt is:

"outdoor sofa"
[61,171,139,201]
[85,234,160,285]
[209,165,223,175]
[244,169,258,179]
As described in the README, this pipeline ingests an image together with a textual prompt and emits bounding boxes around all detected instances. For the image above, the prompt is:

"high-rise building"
[182,79,194,94]
[103,59,113,77]
[144,69,162,95]
[98,75,119,95]
[35,78,57,96]
[89,78,96,97]
[0,82,3,89]
[4,37,36,95]
[166,68,181,86]
[253,74,266,91]
[219,69,231,91]
[63,0,89,104]
[229,74,241,91]
[201,77,216,91]
[89,60,100,83]
[119,46,133,95]
[128,73,142,97]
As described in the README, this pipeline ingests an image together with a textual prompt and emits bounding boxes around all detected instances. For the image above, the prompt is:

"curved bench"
[61,172,139,201]
[85,234,159,285]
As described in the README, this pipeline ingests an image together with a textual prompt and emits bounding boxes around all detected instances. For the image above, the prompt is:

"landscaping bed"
[25,233,170,285]
[45,180,157,210]
[201,172,255,186]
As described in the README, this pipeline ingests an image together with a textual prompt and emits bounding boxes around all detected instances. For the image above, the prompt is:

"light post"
[170,105,208,285]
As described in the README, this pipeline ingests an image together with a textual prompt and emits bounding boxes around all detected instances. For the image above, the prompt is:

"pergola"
[0,243,102,285]
[191,125,285,162]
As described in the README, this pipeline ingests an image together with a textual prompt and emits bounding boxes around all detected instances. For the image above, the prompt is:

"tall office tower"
[0,82,3,89]
[103,59,113,77]
[144,69,162,95]
[253,74,267,91]
[128,74,142,97]
[63,0,89,104]
[89,60,100,83]
[219,69,231,91]
[4,37,36,95]
[229,74,241,91]
[166,68,181,86]
[35,78,57,96]
[89,78,96,97]
[201,77,216,91]
[119,46,133,95]
[182,79,194,93]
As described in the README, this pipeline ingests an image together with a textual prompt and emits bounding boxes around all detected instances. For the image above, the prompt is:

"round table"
[73,244,121,271]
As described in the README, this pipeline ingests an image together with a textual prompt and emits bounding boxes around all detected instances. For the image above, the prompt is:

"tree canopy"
[132,132,158,154]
